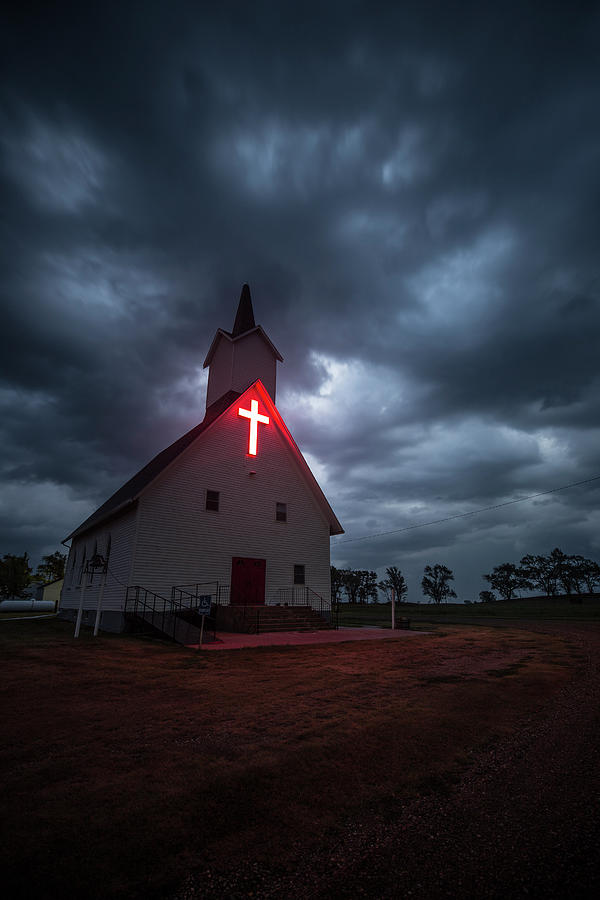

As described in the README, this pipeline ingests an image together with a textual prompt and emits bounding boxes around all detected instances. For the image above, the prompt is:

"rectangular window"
[294,564,305,585]
[206,490,220,512]
[276,502,287,522]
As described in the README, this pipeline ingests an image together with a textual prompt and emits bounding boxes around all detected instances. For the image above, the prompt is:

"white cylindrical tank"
[0,600,56,612]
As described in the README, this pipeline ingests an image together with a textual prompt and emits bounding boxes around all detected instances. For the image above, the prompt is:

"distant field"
[337,596,600,626]
[0,617,584,899]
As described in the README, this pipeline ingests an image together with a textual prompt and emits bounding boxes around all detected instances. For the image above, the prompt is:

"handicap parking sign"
[196,595,212,616]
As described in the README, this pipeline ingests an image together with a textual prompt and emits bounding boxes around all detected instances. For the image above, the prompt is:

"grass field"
[337,595,600,626]
[0,618,585,898]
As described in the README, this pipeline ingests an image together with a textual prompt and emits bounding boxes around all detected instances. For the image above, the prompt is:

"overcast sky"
[1,1,599,600]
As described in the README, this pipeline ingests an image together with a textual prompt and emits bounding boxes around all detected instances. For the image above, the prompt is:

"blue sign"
[196,595,212,616]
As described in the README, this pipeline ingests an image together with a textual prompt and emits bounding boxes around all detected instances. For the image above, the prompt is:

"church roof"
[202,325,283,369]
[231,283,256,336]
[202,284,283,369]
[66,381,343,540]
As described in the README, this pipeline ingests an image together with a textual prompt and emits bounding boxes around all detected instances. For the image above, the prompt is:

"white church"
[59,286,344,636]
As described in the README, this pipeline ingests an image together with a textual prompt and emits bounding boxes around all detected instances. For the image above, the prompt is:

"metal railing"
[172,582,230,606]
[124,585,214,644]
[273,586,336,628]
[171,581,218,605]
[127,581,338,637]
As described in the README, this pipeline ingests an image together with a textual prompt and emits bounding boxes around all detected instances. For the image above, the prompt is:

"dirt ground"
[1,619,598,899]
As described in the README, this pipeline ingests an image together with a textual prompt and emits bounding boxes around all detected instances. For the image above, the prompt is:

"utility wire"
[336,473,600,545]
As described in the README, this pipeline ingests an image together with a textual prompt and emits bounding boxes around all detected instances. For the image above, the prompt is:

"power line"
[336,473,600,545]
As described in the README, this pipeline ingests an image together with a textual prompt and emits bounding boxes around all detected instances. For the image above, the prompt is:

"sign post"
[391,587,395,631]
[196,595,212,650]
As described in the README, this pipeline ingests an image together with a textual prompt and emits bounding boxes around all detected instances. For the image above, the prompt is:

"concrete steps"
[215,604,333,634]
[256,605,333,632]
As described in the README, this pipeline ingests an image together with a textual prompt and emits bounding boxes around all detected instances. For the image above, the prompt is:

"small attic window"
[276,502,287,522]
[206,490,220,512]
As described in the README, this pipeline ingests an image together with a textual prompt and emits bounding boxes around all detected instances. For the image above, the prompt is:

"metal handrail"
[171,582,231,606]
[273,586,330,608]
[124,585,212,643]
[130,581,338,636]
[272,586,336,628]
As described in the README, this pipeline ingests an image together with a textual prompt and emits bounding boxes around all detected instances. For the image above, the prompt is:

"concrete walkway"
[191,626,426,651]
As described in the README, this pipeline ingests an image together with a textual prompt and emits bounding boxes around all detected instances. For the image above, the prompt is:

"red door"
[230,557,266,605]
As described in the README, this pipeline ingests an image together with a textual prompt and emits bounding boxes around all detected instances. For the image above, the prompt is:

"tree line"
[0,552,67,600]
[331,563,457,604]
[480,547,600,601]
[332,548,600,606]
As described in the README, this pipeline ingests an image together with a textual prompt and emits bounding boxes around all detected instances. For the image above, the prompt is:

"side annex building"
[59,286,344,634]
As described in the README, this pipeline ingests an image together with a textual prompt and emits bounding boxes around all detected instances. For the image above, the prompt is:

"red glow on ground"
[238,398,270,455]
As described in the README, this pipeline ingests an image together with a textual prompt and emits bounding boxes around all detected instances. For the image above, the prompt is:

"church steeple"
[203,285,283,411]
[231,284,256,336]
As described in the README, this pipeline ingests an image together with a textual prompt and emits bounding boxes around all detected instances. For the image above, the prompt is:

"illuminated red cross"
[238,399,270,456]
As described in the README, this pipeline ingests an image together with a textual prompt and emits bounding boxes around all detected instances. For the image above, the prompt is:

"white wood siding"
[132,386,331,603]
[205,338,234,407]
[59,506,137,610]
[231,332,277,400]
[206,332,277,407]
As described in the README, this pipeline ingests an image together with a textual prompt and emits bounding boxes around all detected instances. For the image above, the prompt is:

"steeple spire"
[203,285,283,409]
[231,283,256,336]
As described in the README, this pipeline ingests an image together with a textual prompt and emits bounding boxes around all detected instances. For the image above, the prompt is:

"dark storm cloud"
[1,1,599,595]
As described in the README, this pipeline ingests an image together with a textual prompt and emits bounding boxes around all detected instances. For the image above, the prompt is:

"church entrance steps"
[215,603,333,634]
[125,585,333,640]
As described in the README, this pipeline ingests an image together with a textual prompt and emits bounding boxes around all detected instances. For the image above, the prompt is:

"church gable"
[130,379,341,602]
[138,379,343,538]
